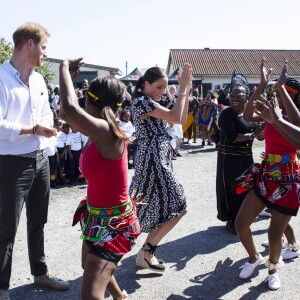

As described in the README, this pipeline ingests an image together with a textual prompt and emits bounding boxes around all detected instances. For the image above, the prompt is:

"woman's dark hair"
[134,67,167,97]
[87,76,128,142]
[285,77,300,108]
[266,77,300,108]
[119,108,130,121]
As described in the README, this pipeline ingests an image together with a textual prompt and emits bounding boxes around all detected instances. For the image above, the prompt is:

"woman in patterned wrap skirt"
[130,64,192,273]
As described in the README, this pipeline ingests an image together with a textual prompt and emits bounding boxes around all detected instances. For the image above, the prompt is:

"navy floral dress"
[129,94,187,233]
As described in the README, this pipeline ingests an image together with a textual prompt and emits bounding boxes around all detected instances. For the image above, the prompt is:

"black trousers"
[0,152,50,289]
[68,150,81,181]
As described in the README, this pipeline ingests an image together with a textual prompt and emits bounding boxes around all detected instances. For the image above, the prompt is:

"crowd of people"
[1,22,300,300]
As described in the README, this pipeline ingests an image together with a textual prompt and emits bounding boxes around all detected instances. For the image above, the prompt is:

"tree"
[0,37,56,84]
[0,38,13,63]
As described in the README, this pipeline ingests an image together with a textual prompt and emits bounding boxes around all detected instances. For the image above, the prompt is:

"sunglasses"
[230,93,246,99]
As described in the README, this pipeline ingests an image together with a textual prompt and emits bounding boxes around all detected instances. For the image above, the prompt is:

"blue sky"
[1,0,299,76]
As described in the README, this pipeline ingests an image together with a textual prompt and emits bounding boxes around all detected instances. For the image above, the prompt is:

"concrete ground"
[8,139,300,300]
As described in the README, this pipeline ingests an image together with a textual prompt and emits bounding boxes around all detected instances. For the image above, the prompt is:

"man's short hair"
[13,22,50,49]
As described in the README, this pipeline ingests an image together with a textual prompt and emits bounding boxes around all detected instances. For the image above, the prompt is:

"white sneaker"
[261,240,269,247]
[239,254,264,279]
[0,290,10,300]
[281,246,299,260]
[259,210,272,218]
[268,273,281,290]
[261,238,286,248]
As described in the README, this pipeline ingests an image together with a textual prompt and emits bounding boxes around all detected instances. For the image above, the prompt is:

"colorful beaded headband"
[267,82,299,94]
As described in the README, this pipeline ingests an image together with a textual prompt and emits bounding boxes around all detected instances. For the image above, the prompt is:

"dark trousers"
[0,153,49,290]
[68,150,81,181]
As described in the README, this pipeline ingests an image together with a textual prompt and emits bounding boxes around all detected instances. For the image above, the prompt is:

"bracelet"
[178,93,186,96]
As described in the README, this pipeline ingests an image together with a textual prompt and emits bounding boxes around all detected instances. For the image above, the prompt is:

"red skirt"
[234,154,300,216]
[73,198,141,262]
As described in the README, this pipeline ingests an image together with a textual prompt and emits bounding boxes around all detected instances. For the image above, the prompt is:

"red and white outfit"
[73,141,140,262]
[235,123,300,216]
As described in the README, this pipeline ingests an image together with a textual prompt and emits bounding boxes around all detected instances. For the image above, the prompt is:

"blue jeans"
[0,152,49,289]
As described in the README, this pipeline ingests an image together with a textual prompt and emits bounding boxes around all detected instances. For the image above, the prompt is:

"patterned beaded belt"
[262,153,299,179]
[81,199,134,242]
[265,153,298,165]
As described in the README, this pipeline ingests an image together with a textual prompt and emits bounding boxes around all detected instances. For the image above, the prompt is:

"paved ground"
[8,139,300,300]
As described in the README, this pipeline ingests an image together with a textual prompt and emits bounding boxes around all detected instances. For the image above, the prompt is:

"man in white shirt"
[0,23,69,300]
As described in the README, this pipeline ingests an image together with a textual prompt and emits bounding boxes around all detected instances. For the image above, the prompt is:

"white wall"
[49,62,112,86]
[193,75,261,91]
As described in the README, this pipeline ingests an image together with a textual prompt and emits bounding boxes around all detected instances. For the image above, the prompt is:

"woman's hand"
[177,63,192,91]
[260,57,272,85]
[62,58,84,80]
[277,60,288,88]
[254,94,283,124]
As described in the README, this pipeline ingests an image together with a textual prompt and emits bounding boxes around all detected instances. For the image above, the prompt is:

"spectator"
[119,109,137,168]
[218,85,230,106]
[0,22,69,300]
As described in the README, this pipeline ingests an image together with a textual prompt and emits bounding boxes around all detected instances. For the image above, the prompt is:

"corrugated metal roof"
[47,58,122,76]
[168,49,300,77]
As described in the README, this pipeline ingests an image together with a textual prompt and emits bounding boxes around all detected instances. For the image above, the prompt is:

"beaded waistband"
[265,153,298,165]
[87,198,133,218]
[82,198,134,242]
[262,153,299,179]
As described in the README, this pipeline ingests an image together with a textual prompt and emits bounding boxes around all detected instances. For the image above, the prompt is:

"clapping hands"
[260,57,272,85]
[254,94,283,125]
[177,63,192,91]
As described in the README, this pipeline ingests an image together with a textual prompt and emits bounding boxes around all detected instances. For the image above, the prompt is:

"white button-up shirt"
[0,61,53,155]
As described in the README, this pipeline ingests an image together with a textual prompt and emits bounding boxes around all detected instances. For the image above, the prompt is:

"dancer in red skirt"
[59,58,140,300]
[235,58,300,290]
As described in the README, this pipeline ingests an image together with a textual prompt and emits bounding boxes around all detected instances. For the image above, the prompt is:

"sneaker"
[259,209,272,218]
[261,240,269,247]
[239,254,264,279]
[262,238,286,248]
[0,290,10,300]
[281,246,299,260]
[268,273,281,290]
[34,273,69,290]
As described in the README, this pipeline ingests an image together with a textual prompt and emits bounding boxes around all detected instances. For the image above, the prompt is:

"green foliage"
[0,37,56,84]
[36,60,56,84]
[0,38,13,64]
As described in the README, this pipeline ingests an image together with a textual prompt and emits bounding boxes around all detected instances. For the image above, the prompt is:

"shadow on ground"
[9,277,82,300]
[114,226,268,298]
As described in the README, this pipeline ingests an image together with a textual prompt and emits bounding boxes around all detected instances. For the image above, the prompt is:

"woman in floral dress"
[130,64,192,273]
